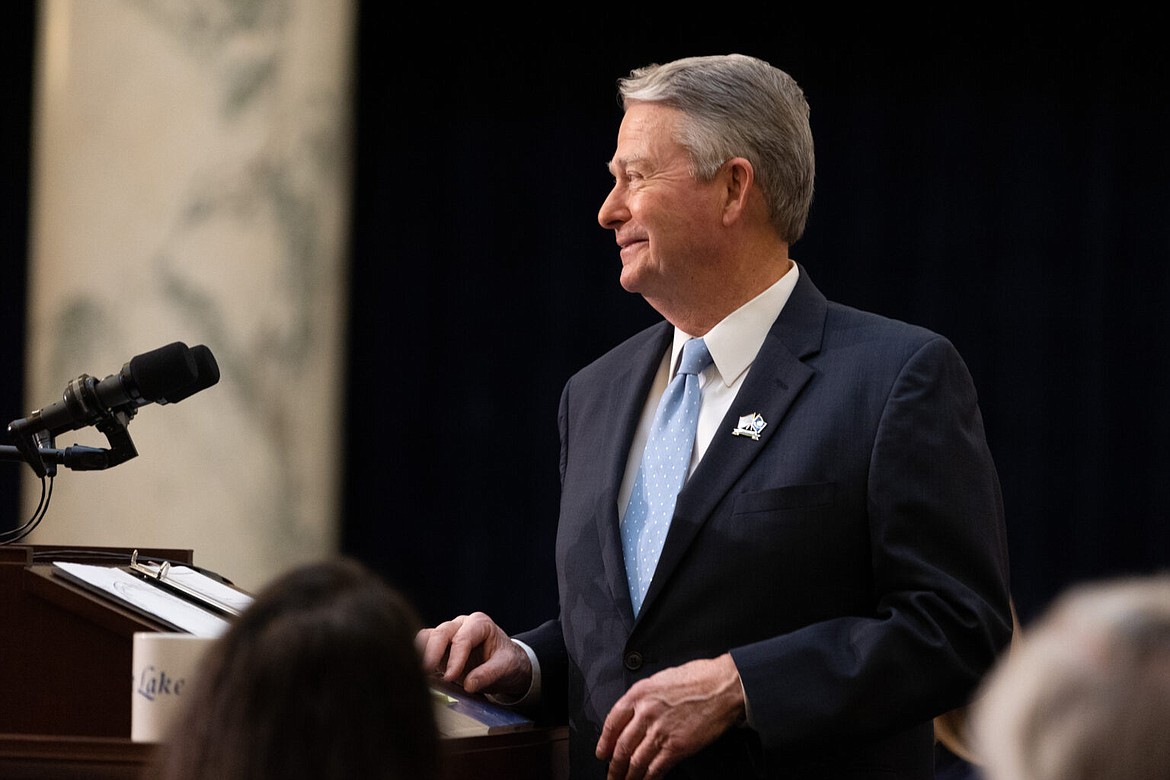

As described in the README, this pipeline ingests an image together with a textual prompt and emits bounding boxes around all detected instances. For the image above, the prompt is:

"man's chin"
[618,266,648,295]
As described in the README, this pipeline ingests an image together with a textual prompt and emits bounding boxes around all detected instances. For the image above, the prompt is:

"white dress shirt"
[617,263,800,517]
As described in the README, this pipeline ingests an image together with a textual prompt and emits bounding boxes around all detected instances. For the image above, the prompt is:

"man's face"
[598,103,726,307]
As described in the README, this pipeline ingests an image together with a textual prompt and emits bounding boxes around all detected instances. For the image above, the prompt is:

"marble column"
[22,0,355,591]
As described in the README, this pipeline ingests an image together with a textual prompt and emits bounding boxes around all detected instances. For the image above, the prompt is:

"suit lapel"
[638,269,828,618]
[595,323,674,627]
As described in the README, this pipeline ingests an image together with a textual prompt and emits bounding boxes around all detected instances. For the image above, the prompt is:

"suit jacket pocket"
[732,481,836,515]
[725,482,865,605]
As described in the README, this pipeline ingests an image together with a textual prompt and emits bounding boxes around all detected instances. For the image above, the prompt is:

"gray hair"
[617,53,815,244]
[971,575,1170,780]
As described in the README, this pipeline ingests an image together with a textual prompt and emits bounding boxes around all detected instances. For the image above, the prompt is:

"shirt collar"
[670,262,800,387]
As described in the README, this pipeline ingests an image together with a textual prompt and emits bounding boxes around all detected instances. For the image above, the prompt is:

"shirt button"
[624,651,643,671]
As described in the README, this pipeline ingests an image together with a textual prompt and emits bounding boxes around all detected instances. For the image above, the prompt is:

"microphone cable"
[0,473,53,545]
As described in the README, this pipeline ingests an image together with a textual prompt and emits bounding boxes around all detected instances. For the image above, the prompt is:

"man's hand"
[416,611,533,698]
[596,653,746,780]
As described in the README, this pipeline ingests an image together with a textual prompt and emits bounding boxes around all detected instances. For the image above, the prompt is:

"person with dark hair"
[152,557,442,780]
[420,53,1013,779]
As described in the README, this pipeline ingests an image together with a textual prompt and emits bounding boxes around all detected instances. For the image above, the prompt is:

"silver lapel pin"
[731,412,767,441]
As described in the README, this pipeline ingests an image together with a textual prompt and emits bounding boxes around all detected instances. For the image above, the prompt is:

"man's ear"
[720,157,755,226]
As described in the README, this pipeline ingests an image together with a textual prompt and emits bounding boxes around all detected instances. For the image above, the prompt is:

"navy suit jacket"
[516,269,1013,779]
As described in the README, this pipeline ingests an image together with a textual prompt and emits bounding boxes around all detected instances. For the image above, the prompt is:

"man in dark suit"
[418,54,1013,779]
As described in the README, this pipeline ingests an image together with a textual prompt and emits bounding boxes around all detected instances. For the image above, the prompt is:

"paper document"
[430,680,534,737]
[132,561,254,615]
[52,562,231,638]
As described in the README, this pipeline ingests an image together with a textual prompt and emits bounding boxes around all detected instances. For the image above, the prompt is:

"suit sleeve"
[509,378,574,724]
[730,335,1013,754]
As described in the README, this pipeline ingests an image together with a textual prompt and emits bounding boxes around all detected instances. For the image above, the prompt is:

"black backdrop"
[4,10,1169,636]
[0,6,33,542]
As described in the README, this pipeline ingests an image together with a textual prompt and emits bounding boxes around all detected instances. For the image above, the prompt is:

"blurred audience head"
[154,556,441,780]
[972,574,1170,780]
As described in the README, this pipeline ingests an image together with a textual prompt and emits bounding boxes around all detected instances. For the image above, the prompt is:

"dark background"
[4,10,1168,635]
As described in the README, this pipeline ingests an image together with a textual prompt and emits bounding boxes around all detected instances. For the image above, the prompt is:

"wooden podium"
[0,544,568,779]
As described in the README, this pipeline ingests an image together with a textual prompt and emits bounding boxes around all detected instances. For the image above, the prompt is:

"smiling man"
[419,54,1013,780]
[600,102,793,337]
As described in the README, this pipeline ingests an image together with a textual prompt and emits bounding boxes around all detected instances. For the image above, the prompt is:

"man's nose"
[598,185,626,230]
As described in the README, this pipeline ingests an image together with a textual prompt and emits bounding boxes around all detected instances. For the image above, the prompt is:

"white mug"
[130,632,216,742]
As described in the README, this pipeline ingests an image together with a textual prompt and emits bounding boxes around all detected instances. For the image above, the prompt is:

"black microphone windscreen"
[164,345,221,404]
[128,342,199,402]
[190,345,220,388]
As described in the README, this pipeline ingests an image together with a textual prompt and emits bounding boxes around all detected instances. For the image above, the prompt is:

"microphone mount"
[3,381,141,478]
[3,341,219,479]
[2,341,219,546]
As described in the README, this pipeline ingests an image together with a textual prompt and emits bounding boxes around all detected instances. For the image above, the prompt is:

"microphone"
[161,344,221,405]
[7,342,219,439]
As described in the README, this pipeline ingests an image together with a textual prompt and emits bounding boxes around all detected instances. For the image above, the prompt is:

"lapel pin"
[731,412,767,441]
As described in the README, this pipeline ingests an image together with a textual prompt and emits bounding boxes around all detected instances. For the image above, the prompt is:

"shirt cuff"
[732,655,754,728]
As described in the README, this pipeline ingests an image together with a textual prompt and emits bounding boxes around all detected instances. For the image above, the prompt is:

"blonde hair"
[971,576,1170,780]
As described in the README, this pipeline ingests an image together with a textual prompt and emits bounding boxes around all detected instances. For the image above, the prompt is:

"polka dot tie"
[622,337,713,616]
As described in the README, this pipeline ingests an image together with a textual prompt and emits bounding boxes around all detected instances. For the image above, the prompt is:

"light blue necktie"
[622,337,713,616]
